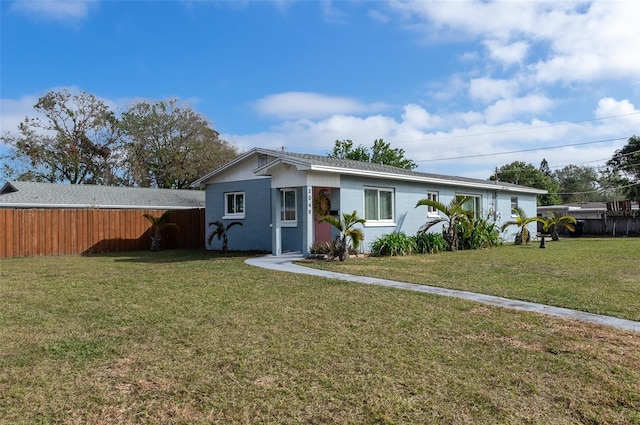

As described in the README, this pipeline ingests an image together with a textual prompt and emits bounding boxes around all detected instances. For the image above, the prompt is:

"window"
[511,196,518,213]
[364,187,394,223]
[426,191,439,216]
[258,154,268,167]
[280,189,297,225]
[457,194,481,218]
[224,192,245,218]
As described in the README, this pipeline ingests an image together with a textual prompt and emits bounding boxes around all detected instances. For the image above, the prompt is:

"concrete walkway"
[245,253,640,333]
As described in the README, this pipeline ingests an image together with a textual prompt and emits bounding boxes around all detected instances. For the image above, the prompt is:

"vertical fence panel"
[1,210,8,257]
[0,208,205,258]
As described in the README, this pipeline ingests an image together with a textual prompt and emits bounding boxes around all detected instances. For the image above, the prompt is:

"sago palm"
[319,210,365,261]
[500,206,543,245]
[415,196,473,251]
[540,211,577,241]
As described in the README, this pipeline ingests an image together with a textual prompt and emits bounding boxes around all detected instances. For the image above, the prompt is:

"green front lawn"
[304,238,640,322]
[1,246,639,424]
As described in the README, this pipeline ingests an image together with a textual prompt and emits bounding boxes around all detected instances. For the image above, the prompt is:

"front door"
[313,188,332,244]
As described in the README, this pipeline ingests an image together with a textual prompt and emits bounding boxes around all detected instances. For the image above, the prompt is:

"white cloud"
[0,95,40,135]
[531,1,640,83]
[484,95,554,125]
[321,0,348,24]
[10,0,98,21]
[252,92,386,120]
[469,78,519,103]
[401,104,444,130]
[595,97,638,118]
[367,9,391,24]
[483,40,529,66]
[390,0,640,84]
[227,93,639,178]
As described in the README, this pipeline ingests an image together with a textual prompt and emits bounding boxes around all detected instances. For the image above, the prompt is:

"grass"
[304,238,640,322]
[0,244,639,424]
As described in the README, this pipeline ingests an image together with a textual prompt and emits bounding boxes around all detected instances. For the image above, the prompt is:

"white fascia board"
[308,165,548,194]
[254,158,311,176]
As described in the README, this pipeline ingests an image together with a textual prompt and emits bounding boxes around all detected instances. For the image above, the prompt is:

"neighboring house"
[0,181,206,257]
[0,181,205,209]
[193,148,546,256]
[538,201,640,236]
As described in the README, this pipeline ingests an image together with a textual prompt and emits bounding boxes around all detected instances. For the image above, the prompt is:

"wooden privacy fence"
[0,208,205,258]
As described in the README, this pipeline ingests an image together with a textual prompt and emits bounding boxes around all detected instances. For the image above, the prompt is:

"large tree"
[490,161,561,206]
[328,139,417,170]
[1,90,123,184]
[606,135,640,200]
[554,164,603,203]
[121,99,237,189]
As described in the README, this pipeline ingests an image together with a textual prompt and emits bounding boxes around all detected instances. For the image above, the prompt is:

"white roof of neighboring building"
[0,181,205,209]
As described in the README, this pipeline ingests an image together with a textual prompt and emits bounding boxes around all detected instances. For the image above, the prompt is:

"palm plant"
[415,196,473,251]
[500,206,544,245]
[207,220,243,253]
[143,211,178,251]
[540,211,577,241]
[318,210,365,261]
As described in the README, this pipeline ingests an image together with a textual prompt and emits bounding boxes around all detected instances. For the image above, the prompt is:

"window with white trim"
[224,192,245,218]
[427,191,439,216]
[280,189,297,225]
[364,187,394,223]
[457,194,481,218]
[510,196,518,213]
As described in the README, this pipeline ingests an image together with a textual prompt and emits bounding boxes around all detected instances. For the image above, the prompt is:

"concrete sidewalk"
[245,253,640,333]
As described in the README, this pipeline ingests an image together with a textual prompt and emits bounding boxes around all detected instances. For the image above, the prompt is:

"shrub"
[309,241,340,258]
[370,232,417,257]
[459,217,501,250]
[412,232,447,254]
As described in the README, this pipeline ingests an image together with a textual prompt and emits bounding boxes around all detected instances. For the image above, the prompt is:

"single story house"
[193,148,547,256]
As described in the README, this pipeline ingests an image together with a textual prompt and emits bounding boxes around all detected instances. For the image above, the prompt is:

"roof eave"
[308,165,547,194]
[254,157,312,176]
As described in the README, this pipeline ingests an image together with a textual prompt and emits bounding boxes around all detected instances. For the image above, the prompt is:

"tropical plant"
[540,211,577,241]
[500,207,544,245]
[143,211,178,251]
[318,210,365,261]
[412,232,448,254]
[207,220,243,252]
[370,232,417,257]
[459,216,501,250]
[415,196,473,251]
[309,241,340,259]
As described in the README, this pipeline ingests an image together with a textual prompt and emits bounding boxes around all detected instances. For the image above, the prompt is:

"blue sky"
[1,0,639,179]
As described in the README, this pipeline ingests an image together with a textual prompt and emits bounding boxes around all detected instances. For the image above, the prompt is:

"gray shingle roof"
[255,148,546,193]
[0,181,205,209]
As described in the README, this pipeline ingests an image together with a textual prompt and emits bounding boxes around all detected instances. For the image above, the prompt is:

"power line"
[415,137,629,163]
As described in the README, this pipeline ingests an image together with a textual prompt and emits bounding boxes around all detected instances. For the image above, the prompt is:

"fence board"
[0,208,204,258]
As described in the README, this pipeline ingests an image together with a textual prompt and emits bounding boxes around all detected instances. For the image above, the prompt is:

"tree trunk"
[150,233,162,251]
[514,234,523,245]
[338,236,348,261]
